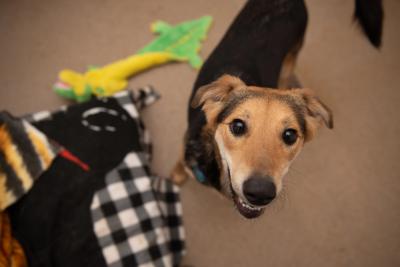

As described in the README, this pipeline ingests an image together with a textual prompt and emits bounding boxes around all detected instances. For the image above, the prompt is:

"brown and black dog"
[172,0,383,219]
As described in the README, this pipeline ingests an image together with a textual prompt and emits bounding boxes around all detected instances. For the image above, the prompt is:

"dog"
[172,0,383,219]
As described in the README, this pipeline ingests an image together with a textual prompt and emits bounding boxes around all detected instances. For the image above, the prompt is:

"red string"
[59,149,90,171]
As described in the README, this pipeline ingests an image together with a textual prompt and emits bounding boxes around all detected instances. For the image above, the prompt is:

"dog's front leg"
[171,141,193,185]
[170,158,192,185]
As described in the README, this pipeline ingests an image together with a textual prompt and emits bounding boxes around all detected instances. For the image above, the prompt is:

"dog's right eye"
[229,119,247,136]
[282,128,298,145]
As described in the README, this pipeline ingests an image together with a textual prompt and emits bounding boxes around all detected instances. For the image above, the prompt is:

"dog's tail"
[354,0,383,48]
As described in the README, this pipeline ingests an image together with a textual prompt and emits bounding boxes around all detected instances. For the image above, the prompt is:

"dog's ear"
[291,88,333,142]
[191,75,245,108]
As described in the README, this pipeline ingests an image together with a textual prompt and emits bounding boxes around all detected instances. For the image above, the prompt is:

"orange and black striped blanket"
[0,111,60,267]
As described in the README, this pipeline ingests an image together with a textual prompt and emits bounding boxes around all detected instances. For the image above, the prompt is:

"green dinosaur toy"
[54,16,212,102]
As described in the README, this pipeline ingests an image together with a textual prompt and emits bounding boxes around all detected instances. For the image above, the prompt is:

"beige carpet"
[0,0,399,266]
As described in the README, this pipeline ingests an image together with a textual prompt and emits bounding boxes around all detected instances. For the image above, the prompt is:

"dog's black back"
[354,0,383,47]
[189,0,307,114]
[185,0,308,188]
[184,0,383,188]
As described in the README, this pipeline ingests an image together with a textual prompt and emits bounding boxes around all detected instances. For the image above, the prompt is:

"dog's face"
[191,75,333,218]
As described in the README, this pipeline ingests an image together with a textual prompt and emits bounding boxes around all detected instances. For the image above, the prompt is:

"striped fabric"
[0,111,60,210]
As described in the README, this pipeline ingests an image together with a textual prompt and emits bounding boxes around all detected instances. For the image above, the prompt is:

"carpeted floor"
[0,0,399,266]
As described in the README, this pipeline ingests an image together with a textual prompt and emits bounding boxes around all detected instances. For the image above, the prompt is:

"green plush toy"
[54,16,213,102]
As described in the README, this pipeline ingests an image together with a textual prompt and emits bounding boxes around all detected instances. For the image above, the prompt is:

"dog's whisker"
[283,172,298,188]
[287,166,305,178]
[273,185,289,212]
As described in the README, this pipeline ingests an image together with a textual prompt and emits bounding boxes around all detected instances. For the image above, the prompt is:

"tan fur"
[278,39,304,88]
[214,98,304,196]
[185,75,333,200]
[191,75,245,109]
[293,88,334,140]
[171,153,193,185]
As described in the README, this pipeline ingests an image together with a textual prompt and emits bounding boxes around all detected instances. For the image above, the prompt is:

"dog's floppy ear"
[292,88,333,141]
[191,75,245,108]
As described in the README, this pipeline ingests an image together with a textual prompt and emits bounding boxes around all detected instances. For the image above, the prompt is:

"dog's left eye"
[282,128,298,145]
[230,119,247,136]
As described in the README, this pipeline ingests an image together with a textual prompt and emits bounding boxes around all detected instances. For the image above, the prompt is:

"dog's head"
[191,75,333,218]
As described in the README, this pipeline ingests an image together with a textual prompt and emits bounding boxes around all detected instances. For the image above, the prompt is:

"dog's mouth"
[231,187,265,219]
[226,168,264,219]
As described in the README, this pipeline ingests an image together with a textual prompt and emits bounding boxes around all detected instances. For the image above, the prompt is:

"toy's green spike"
[139,16,213,68]
[188,53,203,69]
[151,21,172,34]
[53,86,75,100]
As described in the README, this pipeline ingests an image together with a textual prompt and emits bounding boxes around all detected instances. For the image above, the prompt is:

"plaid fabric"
[25,88,185,267]
[91,152,184,267]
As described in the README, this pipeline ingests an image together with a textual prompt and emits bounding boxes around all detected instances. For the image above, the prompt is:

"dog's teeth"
[238,198,262,211]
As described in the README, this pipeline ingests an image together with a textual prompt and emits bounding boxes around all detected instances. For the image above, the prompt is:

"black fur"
[354,0,383,48]
[184,0,383,189]
[185,0,308,188]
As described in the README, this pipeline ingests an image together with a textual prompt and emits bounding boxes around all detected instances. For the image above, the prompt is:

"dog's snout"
[243,176,276,205]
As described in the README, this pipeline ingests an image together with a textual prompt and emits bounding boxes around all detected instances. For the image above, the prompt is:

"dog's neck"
[190,164,207,183]
[185,142,222,190]
[185,111,222,190]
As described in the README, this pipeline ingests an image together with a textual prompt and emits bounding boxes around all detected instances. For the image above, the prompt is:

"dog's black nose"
[243,176,276,206]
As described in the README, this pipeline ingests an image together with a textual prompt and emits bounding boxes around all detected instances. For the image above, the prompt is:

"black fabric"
[8,97,140,267]
[9,159,106,267]
[33,98,140,172]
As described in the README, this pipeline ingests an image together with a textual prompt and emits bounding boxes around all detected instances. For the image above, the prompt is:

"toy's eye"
[282,128,298,145]
[229,119,247,136]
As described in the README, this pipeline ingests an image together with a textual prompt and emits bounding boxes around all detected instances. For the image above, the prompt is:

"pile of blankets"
[0,88,185,267]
